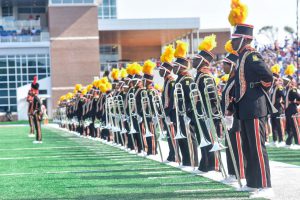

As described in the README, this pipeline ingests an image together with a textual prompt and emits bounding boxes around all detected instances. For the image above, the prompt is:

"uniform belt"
[249,82,261,88]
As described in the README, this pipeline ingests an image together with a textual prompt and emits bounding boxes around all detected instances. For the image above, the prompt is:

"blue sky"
[117,0,298,42]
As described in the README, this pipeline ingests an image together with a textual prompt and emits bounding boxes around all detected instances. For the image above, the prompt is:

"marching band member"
[26,89,35,137]
[221,40,245,179]
[100,78,113,142]
[111,68,122,145]
[192,34,218,172]
[89,80,101,138]
[141,60,158,155]
[126,63,145,153]
[173,40,198,167]
[159,45,178,162]
[229,0,274,193]
[283,64,300,146]
[75,84,84,136]
[124,64,137,151]
[31,77,43,144]
[270,64,285,146]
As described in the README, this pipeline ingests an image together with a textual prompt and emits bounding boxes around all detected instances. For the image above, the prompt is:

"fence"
[0,32,49,43]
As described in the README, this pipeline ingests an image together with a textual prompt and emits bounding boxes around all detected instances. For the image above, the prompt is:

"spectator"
[31,27,36,35]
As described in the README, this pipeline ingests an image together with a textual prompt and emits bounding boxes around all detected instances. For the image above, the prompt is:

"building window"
[100,45,119,63]
[50,0,97,5]
[0,54,50,113]
[98,0,117,19]
[2,6,13,17]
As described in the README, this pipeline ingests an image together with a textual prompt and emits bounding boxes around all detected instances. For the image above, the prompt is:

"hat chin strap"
[196,58,204,70]
[229,63,234,76]
[236,37,245,52]
[174,65,181,75]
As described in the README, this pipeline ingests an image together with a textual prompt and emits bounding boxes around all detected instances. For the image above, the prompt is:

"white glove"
[225,116,234,130]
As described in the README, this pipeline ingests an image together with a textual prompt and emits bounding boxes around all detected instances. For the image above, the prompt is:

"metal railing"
[49,0,99,5]
[0,32,50,43]
[0,19,41,30]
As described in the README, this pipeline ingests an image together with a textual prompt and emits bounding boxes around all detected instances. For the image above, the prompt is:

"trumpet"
[203,77,242,187]
[189,83,211,148]
[141,90,154,138]
[174,83,195,167]
[152,90,180,163]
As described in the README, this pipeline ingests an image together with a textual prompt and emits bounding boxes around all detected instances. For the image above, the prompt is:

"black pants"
[131,117,144,153]
[225,130,245,178]
[163,118,175,161]
[101,129,110,141]
[176,115,198,166]
[89,123,96,138]
[285,104,300,145]
[271,116,283,142]
[196,119,216,172]
[33,113,42,141]
[144,119,157,155]
[125,121,134,149]
[240,117,271,188]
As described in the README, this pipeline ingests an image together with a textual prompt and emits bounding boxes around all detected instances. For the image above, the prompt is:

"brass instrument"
[174,83,195,168]
[141,89,163,161]
[141,90,154,138]
[152,90,180,163]
[113,96,123,145]
[189,83,211,148]
[128,92,145,153]
[116,95,128,134]
[203,77,242,187]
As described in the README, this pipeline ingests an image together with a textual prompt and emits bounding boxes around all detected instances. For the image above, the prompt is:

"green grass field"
[0,120,29,125]
[0,126,253,200]
[267,146,300,166]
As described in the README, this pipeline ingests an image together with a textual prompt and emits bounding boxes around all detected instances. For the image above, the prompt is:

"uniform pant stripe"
[141,123,148,150]
[254,118,267,188]
[292,116,300,144]
[170,124,176,146]
[150,123,156,155]
[236,131,245,179]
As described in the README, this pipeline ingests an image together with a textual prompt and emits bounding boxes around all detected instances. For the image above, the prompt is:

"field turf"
[0,125,255,200]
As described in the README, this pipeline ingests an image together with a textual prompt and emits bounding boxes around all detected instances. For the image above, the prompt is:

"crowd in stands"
[0,15,42,38]
[0,26,41,37]
[209,39,300,79]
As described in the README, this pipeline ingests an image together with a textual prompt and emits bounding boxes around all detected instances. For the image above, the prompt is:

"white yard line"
[174,188,231,193]
[0,146,93,151]
[139,170,181,175]
[147,174,195,180]
[161,181,211,186]
[0,124,27,127]
[0,154,100,160]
